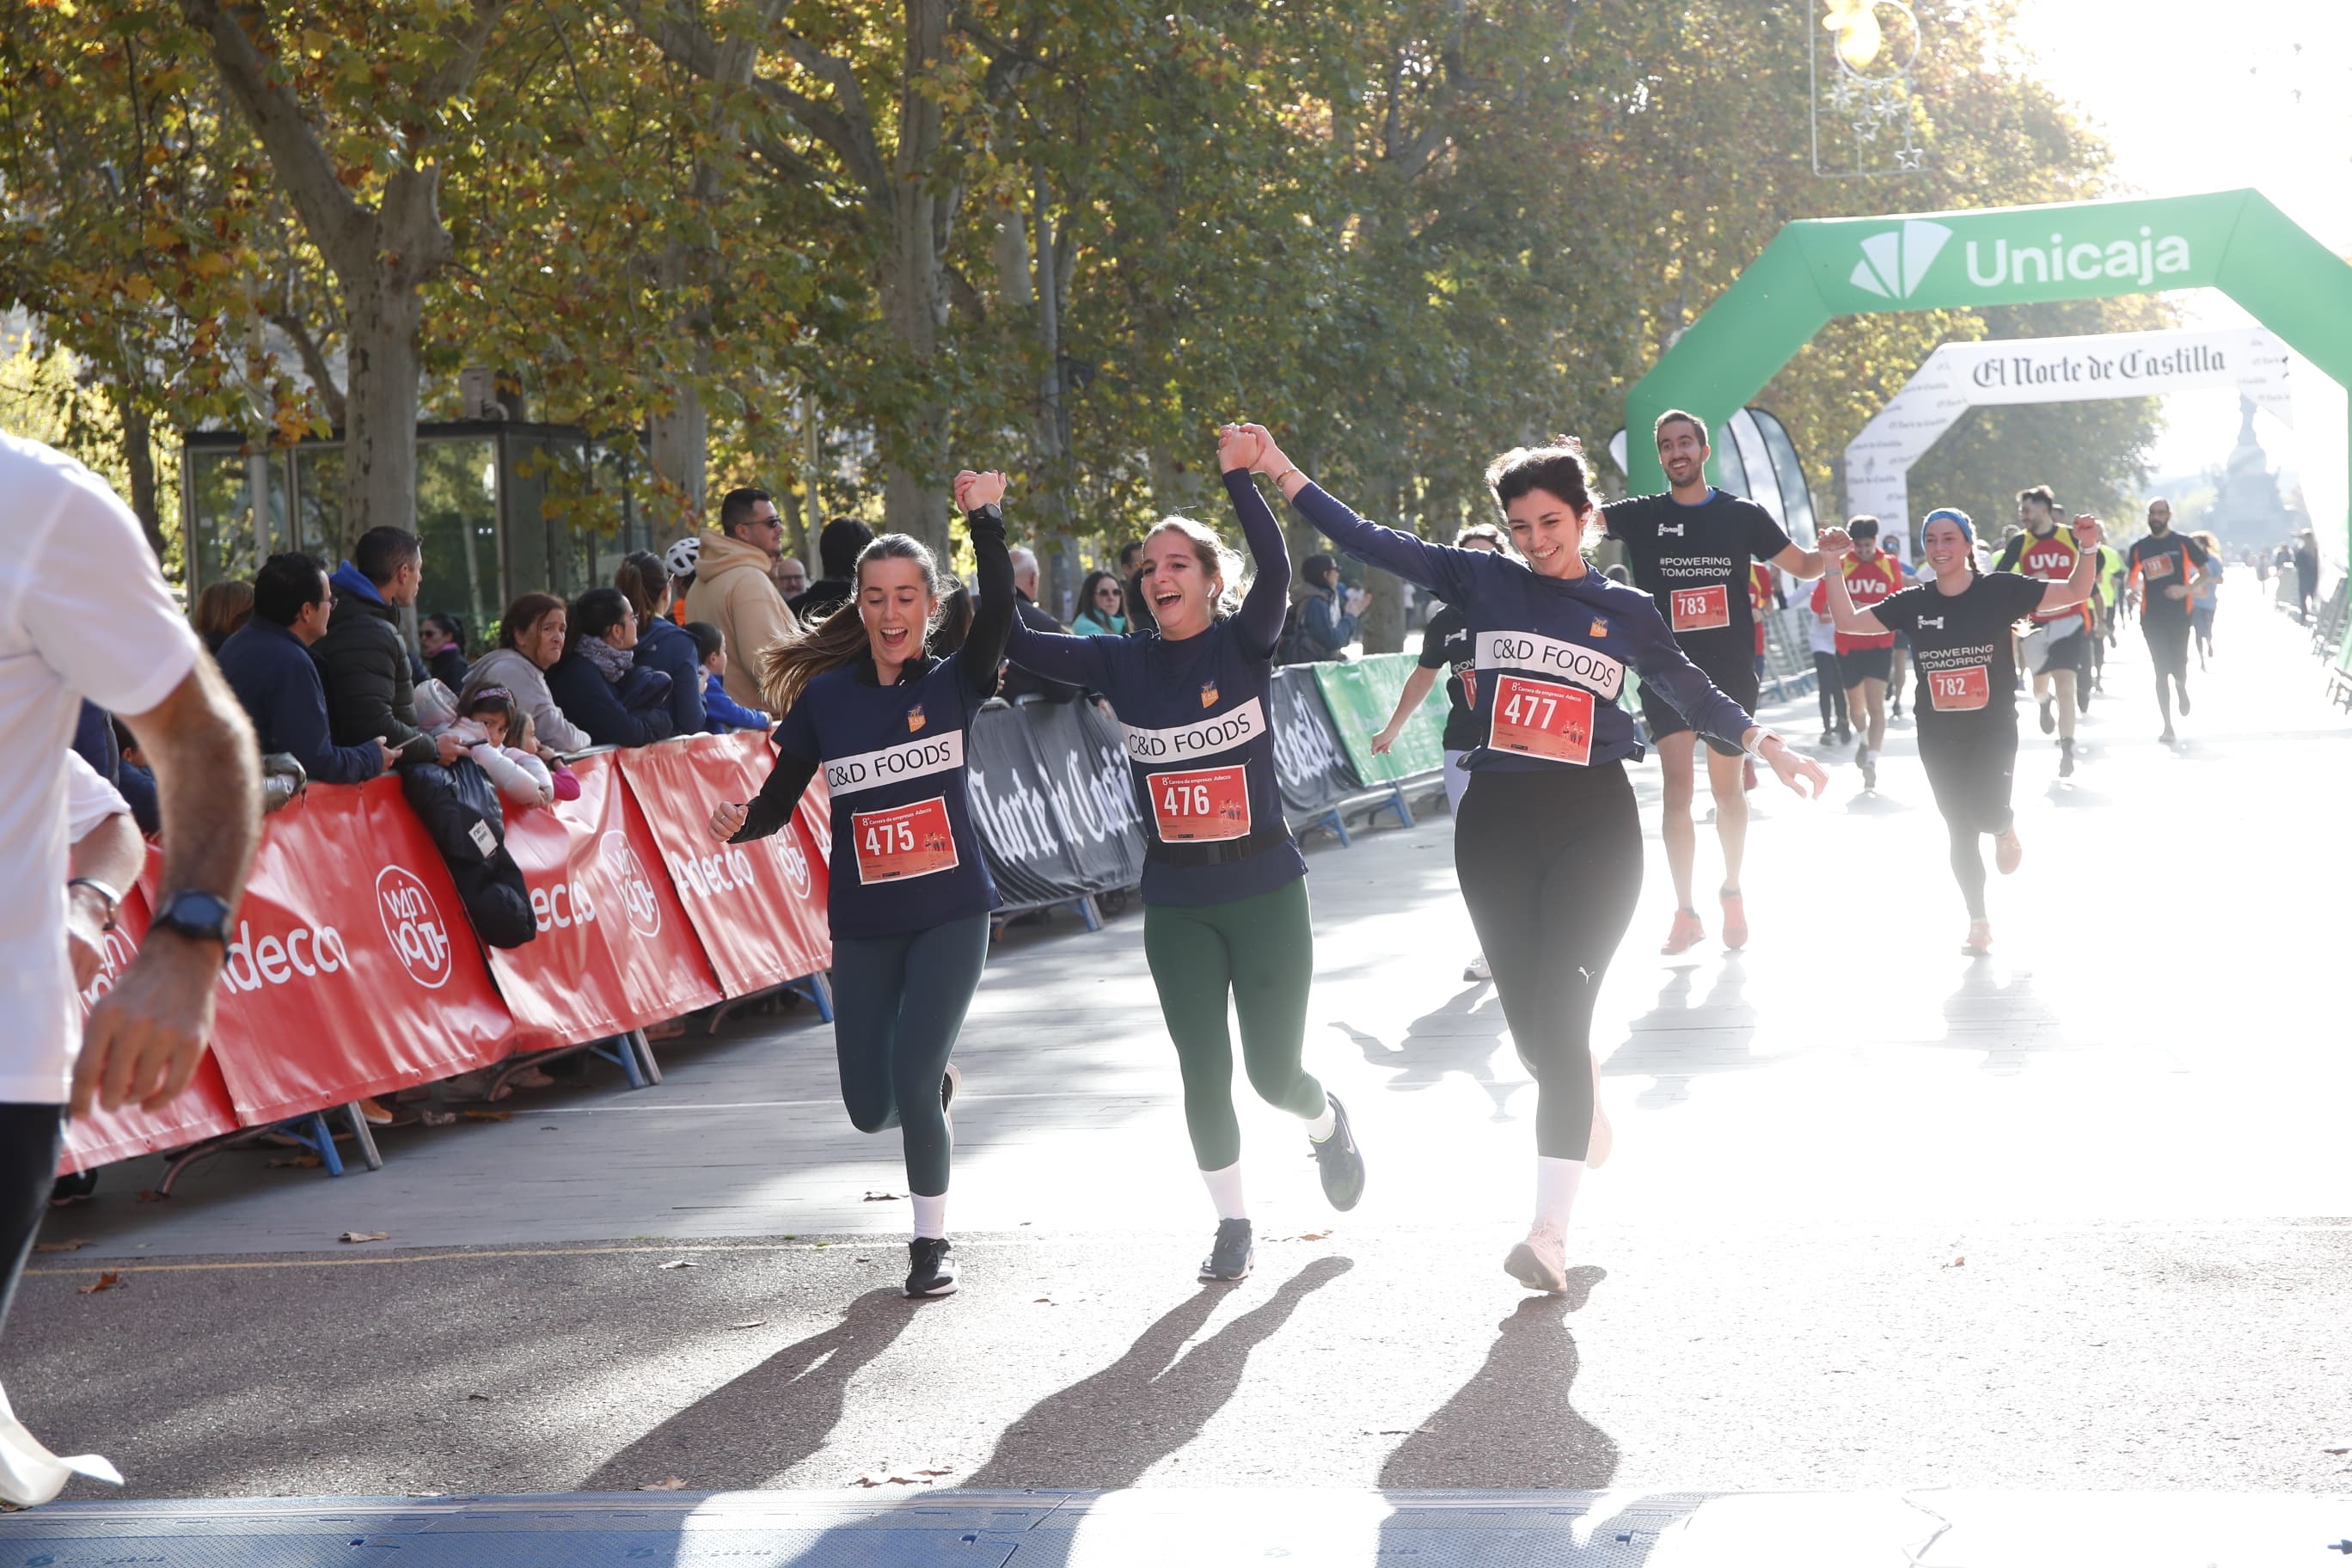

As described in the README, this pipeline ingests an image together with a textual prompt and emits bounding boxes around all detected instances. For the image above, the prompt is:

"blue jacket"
[218,618,387,784]
[1298,584,1358,658]
[701,671,770,733]
[543,651,676,747]
[634,615,709,735]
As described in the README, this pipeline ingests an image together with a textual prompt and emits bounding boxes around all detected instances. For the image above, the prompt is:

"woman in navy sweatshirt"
[999,427,1368,1287]
[1240,423,1825,1296]
[707,473,1014,1300]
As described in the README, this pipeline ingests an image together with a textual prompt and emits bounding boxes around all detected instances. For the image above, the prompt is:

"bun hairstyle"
[758,533,941,715]
[1485,438,1598,521]
[1143,515,1245,621]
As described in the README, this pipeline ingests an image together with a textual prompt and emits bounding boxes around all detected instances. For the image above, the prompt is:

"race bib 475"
[851,797,959,884]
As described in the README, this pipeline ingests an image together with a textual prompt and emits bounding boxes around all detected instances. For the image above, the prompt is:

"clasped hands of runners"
[1817,513,2104,559]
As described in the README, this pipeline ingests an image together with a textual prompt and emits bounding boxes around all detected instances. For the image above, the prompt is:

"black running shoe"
[1199,1218,1253,1282]
[2058,738,2075,778]
[1308,1092,1366,1211]
[2038,696,2055,734]
[904,1237,957,1297]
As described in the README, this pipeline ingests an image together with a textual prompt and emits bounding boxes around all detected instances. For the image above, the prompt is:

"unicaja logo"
[1849,219,1951,300]
[601,830,664,938]
[375,865,454,989]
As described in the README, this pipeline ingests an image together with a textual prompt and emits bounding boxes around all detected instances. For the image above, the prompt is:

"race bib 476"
[1148,764,1251,842]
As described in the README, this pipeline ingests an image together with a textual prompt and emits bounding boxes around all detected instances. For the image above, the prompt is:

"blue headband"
[1920,507,1975,546]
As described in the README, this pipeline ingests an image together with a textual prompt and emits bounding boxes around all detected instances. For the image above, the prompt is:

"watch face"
[157,891,236,941]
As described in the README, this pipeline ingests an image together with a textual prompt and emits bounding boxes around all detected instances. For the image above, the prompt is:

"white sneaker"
[1462,953,1491,982]
[1503,1224,1570,1294]
[0,1380,120,1507]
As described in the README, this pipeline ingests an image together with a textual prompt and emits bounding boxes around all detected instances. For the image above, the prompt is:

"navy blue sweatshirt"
[1004,469,1303,908]
[732,507,1014,939]
[1289,481,1755,768]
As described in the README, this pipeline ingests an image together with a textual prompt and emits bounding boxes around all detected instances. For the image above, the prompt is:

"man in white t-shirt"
[0,432,260,1505]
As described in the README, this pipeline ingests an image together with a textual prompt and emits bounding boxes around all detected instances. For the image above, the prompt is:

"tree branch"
[270,309,347,426]
[415,0,511,114]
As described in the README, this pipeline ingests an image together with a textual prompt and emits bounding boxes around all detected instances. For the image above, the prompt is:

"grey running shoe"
[1308,1093,1366,1211]
[1200,1218,1253,1282]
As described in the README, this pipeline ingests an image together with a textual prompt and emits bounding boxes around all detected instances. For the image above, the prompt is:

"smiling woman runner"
[1819,506,2100,959]
[1242,423,1827,1295]
[705,472,1014,1301]
[997,427,1368,1287]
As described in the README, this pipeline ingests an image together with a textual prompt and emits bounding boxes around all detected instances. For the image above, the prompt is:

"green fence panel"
[1308,653,1446,783]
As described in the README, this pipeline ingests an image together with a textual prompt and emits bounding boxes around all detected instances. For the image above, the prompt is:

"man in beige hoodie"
[685,487,798,711]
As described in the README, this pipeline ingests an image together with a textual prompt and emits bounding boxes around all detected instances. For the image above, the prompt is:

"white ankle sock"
[1534,1156,1585,1233]
[910,1192,947,1240]
[1200,1162,1247,1221]
[1303,1101,1337,1142]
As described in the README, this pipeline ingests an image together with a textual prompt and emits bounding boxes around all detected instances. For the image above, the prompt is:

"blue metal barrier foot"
[787,971,836,1023]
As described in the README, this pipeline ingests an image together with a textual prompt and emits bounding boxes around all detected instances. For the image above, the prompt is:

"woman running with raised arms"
[706,472,1014,1301]
[1240,423,1826,1292]
[997,426,1367,1286]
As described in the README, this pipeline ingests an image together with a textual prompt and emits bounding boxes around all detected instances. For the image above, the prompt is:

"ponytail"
[756,533,940,714]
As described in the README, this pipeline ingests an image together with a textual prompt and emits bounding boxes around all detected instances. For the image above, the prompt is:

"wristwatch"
[1743,727,1782,757]
[66,877,121,933]
[150,889,236,954]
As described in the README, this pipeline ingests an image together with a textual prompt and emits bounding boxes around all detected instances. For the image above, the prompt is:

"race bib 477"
[1487,675,1596,765]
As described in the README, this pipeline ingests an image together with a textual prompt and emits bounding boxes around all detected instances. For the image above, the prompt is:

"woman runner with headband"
[1240,423,1827,1293]
[1818,505,2100,957]
[706,472,1014,1300]
[996,426,1368,1286]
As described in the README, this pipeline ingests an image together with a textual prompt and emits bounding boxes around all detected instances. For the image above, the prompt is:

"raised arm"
[950,472,1017,697]
[1217,444,1293,651]
[2036,516,2103,616]
[1232,424,1473,603]
[1815,529,1890,636]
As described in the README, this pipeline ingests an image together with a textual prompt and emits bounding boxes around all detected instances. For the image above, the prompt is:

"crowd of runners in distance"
[701,408,2233,1303]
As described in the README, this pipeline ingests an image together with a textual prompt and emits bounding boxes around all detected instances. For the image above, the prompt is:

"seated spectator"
[683,621,771,732]
[616,549,707,735]
[790,517,873,622]
[217,551,397,784]
[462,591,592,756]
[420,612,471,689]
[543,586,676,746]
[311,526,462,768]
[1003,546,1081,703]
[193,579,254,654]
[429,687,554,809]
[1070,569,1128,636]
[107,716,162,835]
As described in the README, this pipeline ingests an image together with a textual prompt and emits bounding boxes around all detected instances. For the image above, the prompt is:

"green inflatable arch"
[1623,189,2352,554]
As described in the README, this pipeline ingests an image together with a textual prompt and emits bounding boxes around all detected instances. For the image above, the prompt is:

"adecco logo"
[375,866,454,989]
[1851,216,2193,299]
[668,842,760,900]
[218,920,351,995]
[601,830,664,937]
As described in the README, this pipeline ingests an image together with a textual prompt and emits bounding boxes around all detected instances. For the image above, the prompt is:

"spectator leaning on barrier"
[545,586,677,747]
[1001,546,1081,703]
[616,549,708,736]
[217,552,397,785]
[191,579,253,655]
[462,591,591,756]
[419,612,470,689]
[312,527,463,769]
[790,517,874,623]
[1289,552,1364,662]
[683,621,771,732]
[1070,569,1129,636]
[430,687,554,809]
[1,432,261,1507]
[686,487,798,713]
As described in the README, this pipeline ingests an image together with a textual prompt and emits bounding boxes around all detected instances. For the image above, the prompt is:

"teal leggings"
[1142,876,1326,1170]
[830,913,989,1197]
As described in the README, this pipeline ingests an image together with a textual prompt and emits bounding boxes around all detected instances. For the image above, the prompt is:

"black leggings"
[1916,720,2017,920]
[830,914,989,1197]
[1454,763,1643,1160]
[1,1103,64,1340]
[1814,653,1850,732]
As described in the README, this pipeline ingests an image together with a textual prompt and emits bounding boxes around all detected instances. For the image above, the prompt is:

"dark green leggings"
[1142,876,1326,1171]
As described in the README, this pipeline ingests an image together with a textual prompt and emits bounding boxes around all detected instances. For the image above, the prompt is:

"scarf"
[579,636,635,685]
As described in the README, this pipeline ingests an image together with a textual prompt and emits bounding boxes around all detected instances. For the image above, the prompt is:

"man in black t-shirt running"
[1605,409,1831,955]
[2126,497,2212,744]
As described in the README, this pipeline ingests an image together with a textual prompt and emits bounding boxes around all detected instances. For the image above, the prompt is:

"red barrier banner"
[159,779,517,1124]
[618,734,832,997]
[489,753,724,1046]
[60,882,242,1173]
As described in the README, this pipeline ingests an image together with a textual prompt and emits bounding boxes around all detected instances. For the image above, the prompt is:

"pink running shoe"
[1719,889,1748,950]
[1660,909,1705,955]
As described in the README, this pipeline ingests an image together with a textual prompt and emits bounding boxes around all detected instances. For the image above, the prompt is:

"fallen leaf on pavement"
[1369,1427,1435,1436]
[340,1230,389,1244]
[34,1239,88,1253]
[853,1466,954,1487]
[134,1190,167,1203]
[1944,1256,1966,1269]
[467,1393,492,1402]
[861,1191,900,1202]
[77,1271,122,1294]
[267,1155,324,1169]
[638,1478,688,1491]
[728,1320,767,1331]
[2325,1448,2350,1456]
[658,1259,695,1270]
[1033,1295,1058,1306]
[463,1109,512,1123]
